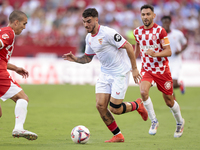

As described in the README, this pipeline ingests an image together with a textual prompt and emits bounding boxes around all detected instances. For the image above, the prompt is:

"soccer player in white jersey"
[133,4,185,138]
[161,16,188,100]
[0,10,37,140]
[63,8,148,143]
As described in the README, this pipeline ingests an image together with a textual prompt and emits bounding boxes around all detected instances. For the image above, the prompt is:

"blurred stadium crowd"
[0,0,200,54]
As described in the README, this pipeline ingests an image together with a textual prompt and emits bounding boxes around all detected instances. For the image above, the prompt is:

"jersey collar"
[91,25,100,37]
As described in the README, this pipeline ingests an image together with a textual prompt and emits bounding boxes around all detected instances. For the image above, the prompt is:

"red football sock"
[107,121,120,135]
[130,101,137,111]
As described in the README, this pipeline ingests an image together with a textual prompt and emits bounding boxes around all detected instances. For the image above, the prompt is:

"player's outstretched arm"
[62,51,93,64]
[122,41,142,84]
[7,63,29,78]
[134,42,141,58]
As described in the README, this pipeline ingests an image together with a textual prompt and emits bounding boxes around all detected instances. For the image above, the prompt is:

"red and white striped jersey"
[133,23,170,74]
[0,26,15,64]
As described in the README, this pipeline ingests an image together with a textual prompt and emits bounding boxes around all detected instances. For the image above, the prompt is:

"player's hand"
[15,67,29,79]
[132,68,142,84]
[62,51,77,62]
[146,49,156,57]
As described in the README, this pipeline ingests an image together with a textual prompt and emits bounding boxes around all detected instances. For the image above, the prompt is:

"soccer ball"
[71,125,90,144]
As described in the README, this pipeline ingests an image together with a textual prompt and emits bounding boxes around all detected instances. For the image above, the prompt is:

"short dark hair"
[140,4,154,12]
[9,10,27,23]
[82,8,98,18]
[161,16,172,22]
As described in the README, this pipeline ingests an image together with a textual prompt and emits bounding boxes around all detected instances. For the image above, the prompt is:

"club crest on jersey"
[98,38,103,45]
[164,81,171,90]
[152,35,157,41]
[114,34,122,42]
[2,33,9,39]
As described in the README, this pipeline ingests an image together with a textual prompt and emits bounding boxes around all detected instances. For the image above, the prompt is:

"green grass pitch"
[0,84,199,150]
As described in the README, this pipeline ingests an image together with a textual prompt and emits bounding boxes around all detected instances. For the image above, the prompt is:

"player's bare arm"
[7,63,29,78]
[135,42,140,58]
[146,45,172,57]
[62,51,93,64]
[76,55,93,64]
[122,41,142,84]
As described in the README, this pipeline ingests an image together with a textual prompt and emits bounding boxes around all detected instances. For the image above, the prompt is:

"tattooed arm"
[76,55,94,64]
[62,51,94,64]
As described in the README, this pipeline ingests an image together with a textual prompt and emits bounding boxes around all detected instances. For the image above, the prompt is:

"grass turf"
[0,84,199,150]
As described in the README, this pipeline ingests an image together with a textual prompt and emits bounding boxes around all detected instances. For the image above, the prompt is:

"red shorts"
[140,68,173,95]
[0,71,22,101]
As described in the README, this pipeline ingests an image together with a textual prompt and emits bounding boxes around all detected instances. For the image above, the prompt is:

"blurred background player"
[133,4,184,138]
[0,10,37,140]
[63,8,148,143]
[161,15,188,100]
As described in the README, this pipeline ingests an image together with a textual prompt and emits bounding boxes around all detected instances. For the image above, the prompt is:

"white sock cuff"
[143,97,152,105]
[171,100,178,109]
[16,99,28,107]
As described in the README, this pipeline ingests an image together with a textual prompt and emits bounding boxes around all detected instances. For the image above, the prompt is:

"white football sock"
[170,100,183,124]
[143,97,157,122]
[14,99,28,130]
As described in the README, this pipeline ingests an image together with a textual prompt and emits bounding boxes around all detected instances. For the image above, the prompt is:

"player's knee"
[164,96,174,107]
[109,102,123,115]
[21,94,29,102]
[96,102,107,111]
[109,106,121,115]
[140,90,149,100]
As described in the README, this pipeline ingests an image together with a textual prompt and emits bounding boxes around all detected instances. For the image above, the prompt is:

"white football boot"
[149,120,159,135]
[174,119,185,138]
[12,129,38,140]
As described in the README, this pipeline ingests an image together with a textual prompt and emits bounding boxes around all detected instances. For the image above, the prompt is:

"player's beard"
[143,18,153,28]
[87,24,96,33]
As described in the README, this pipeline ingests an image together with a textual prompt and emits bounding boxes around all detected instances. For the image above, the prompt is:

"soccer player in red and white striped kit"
[0,10,37,140]
[133,4,184,138]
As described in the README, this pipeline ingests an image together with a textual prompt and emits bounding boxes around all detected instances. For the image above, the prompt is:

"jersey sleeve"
[85,35,95,55]
[159,28,170,47]
[0,29,14,49]
[106,28,126,49]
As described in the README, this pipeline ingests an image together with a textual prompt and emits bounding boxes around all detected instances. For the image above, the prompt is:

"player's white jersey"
[85,25,131,75]
[167,29,187,63]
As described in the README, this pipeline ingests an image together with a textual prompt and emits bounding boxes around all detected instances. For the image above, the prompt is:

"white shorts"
[95,72,130,99]
[0,81,22,101]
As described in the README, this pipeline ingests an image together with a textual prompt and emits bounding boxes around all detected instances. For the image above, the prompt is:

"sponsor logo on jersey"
[164,81,171,90]
[98,38,103,45]
[2,33,9,39]
[140,45,158,50]
[114,34,122,42]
